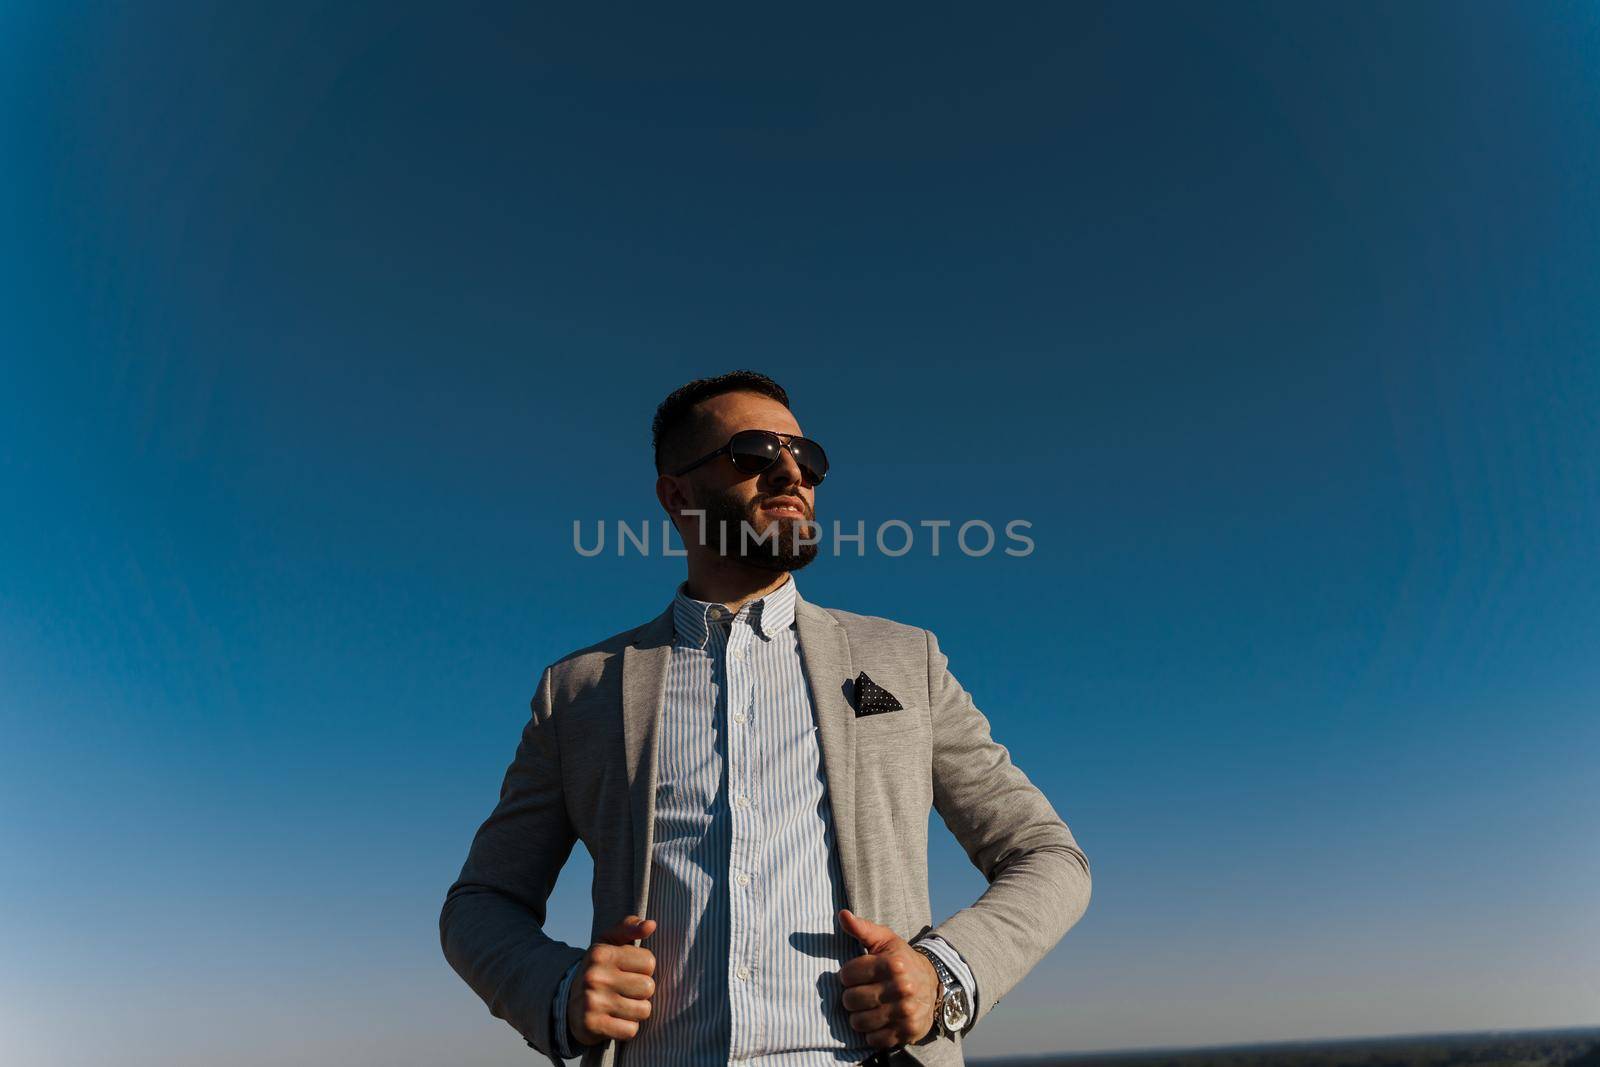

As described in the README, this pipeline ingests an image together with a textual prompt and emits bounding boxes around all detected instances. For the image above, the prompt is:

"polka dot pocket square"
[852,670,905,717]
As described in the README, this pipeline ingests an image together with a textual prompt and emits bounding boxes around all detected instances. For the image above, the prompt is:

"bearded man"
[440,370,1091,1067]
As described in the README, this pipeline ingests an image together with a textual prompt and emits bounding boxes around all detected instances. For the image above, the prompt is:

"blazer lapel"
[621,604,675,918]
[794,597,861,915]
[618,593,863,923]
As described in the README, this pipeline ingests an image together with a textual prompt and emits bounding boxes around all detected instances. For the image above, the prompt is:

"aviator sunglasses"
[670,428,830,487]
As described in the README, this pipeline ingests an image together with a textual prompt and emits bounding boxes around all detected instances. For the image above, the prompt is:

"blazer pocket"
[855,705,925,741]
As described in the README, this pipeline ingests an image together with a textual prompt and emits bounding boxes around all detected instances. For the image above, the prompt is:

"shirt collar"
[671,574,800,648]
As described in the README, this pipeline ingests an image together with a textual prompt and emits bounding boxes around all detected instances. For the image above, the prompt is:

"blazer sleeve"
[439,663,588,1062]
[920,628,1092,1030]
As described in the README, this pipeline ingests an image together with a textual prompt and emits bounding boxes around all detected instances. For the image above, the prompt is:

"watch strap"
[912,944,956,1037]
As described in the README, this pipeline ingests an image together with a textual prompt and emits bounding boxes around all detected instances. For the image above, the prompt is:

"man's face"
[663,391,820,571]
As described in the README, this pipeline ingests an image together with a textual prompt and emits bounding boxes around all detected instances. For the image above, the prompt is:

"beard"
[690,486,820,572]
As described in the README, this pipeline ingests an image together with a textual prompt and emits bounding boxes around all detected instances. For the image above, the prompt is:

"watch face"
[941,989,971,1032]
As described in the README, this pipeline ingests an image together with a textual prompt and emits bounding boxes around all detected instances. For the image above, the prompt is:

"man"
[440,371,1091,1067]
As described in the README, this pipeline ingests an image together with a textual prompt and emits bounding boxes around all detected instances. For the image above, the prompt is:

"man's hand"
[837,908,939,1050]
[567,915,658,1046]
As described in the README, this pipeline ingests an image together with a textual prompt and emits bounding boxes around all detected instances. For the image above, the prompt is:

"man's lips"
[758,498,807,518]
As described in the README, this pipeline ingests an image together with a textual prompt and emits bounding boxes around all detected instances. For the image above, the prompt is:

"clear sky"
[3,3,1597,1064]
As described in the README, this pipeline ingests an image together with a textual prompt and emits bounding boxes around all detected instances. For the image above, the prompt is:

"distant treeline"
[973,1026,1600,1067]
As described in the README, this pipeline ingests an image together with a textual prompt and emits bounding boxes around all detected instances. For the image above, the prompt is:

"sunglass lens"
[791,438,829,486]
[727,430,783,473]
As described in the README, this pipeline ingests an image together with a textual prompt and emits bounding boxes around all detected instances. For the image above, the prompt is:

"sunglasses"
[670,428,830,487]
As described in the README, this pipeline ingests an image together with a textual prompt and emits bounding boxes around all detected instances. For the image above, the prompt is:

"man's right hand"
[567,914,658,1046]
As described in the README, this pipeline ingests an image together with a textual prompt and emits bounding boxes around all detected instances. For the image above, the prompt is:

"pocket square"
[852,671,904,716]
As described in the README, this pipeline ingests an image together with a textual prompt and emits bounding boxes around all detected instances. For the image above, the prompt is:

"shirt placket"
[723,609,762,1061]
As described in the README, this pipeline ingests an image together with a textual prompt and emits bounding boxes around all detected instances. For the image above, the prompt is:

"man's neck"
[681,559,792,615]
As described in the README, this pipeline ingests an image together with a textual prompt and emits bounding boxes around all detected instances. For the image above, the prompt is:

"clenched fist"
[837,908,939,1050]
[567,914,658,1046]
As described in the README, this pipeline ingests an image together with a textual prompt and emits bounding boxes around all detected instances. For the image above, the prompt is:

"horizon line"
[971,1021,1600,1063]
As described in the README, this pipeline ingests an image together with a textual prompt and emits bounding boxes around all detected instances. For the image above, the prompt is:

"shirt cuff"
[912,934,979,1026]
[550,957,585,1060]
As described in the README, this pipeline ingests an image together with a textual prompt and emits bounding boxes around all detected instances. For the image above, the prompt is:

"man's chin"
[743,550,817,573]
[738,515,820,572]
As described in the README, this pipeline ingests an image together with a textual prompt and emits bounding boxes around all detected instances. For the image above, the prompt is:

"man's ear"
[656,473,689,516]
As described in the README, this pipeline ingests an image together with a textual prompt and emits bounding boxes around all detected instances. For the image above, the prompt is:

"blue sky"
[3,3,1598,1064]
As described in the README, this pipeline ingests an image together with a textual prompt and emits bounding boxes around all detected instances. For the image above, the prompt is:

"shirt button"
[733,646,746,660]
[734,794,750,809]
[736,965,750,981]
[737,872,751,887]
[732,712,746,725]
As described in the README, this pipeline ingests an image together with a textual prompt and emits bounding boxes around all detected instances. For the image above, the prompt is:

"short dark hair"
[652,370,792,474]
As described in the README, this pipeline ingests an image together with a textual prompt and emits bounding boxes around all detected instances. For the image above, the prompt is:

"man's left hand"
[837,908,939,1050]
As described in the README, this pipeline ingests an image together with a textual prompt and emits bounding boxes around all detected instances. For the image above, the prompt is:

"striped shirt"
[552,574,974,1063]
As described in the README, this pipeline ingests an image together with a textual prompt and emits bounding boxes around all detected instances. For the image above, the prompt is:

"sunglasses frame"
[669,428,829,486]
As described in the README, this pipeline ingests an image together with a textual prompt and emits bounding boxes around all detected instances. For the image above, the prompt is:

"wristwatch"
[911,944,971,1038]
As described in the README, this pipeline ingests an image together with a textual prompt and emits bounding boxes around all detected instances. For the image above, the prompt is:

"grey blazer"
[439,592,1091,1067]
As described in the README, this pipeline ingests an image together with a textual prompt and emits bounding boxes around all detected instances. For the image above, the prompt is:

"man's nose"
[764,446,805,490]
